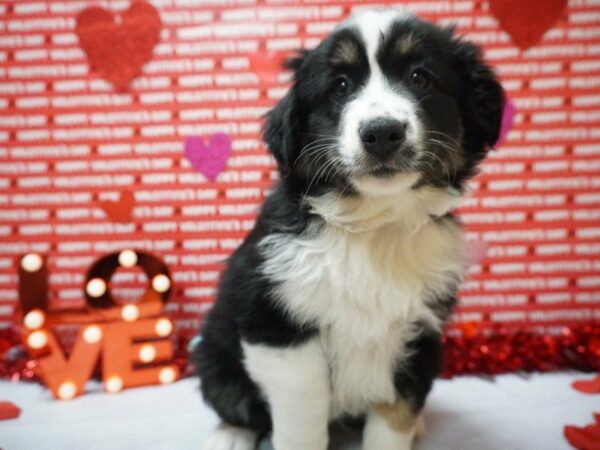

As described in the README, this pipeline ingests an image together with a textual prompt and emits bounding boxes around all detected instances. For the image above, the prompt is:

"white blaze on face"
[337,9,424,193]
[352,171,421,197]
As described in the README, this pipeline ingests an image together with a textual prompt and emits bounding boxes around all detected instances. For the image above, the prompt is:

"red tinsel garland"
[1,323,599,383]
[441,323,600,377]
[0,324,39,382]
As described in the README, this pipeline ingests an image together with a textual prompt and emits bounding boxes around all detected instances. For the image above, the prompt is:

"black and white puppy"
[194,8,503,450]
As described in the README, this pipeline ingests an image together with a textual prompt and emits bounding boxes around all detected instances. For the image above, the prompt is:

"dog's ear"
[263,52,308,177]
[452,38,505,153]
[263,91,297,177]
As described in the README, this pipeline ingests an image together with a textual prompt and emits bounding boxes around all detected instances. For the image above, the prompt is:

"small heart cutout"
[99,190,135,222]
[564,422,600,450]
[488,0,567,50]
[184,133,232,181]
[0,401,21,421]
[76,1,161,90]
[572,374,600,394]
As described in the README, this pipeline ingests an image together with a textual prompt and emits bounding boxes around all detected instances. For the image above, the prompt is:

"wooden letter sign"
[17,250,179,400]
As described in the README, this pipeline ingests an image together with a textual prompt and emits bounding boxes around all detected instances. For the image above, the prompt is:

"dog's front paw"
[203,423,258,450]
[363,406,416,450]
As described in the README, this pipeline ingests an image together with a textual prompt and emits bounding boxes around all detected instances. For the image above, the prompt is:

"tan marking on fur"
[331,39,360,65]
[395,33,417,54]
[415,415,427,438]
[375,400,418,433]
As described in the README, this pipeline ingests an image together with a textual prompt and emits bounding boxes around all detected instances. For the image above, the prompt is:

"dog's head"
[264,9,504,197]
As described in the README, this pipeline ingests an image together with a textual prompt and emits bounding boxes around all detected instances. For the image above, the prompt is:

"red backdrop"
[0,0,599,373]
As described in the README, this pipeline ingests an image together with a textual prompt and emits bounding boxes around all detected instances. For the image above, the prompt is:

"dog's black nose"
[359,118,407,159]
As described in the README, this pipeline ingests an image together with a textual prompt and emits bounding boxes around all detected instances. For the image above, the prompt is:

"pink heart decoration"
[495,99,516,148]
[184,133,232,181]
[250,50,286,85]
[467,239,490,265]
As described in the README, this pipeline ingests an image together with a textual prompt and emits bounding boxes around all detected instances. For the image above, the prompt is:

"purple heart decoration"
[183,133,232,181]
[495,98,516,148]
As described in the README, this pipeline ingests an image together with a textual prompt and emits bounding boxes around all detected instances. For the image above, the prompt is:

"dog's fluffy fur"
[194,9,504,450]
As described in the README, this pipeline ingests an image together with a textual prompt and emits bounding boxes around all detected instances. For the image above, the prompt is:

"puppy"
[194,8,504,450]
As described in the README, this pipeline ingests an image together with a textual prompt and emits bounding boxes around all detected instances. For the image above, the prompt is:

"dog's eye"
[333,76,351,97]
[410,68,431,89]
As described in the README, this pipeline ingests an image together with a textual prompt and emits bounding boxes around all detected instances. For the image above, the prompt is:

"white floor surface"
[0,372,596,450]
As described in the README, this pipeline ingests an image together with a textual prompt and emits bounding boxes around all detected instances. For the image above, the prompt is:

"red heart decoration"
[250,51,287,86]
[565,422,600,450]
[488,0,567,50]
[76,1,161,90]
[0,401,21,421]
[99,190,135,223]
[572,374,600,394]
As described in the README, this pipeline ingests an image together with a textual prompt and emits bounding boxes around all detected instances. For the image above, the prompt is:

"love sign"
[17,250,178,400]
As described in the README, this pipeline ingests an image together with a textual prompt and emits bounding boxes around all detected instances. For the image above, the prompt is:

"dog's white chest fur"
[259,187,467,417]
